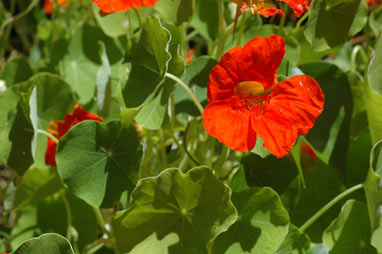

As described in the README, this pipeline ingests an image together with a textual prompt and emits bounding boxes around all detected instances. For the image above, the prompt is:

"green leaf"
[304,0,368,51]
[241,154,298,194]
[0,82,34,174]
[345,130,372,186]
[154,0,193,25]
[56,120,142,208]
[275,224,311,254]
[183,56,218,88]
[135,35,185,129]
[212,187,289,254]
[362,78,382,145]
[10,233,75,254]
[0,57,33,86]
[96,41,112,117]
[364,140,382,252]
[323,200,377,254]
[299,62,353,171]
[92,4,129,37]
[50,23,123,104]
[285,159,345,242]
[112,166,237,254]
[190,0,219,40]
[12,167,63,211]
[369,5,382,34]
[122,16,171,109]
[368,32,382,96]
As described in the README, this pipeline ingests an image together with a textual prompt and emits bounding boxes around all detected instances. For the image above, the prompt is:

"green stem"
[213,145,229,177]
[299,183,364,232]
[289,12,308,36]
[165,73,204,115]
[38,129,59,143]
[0,0,38,34]
[185,30,199,41]
[215,0,227,60]
[278,3,288,34]
[61,192,72,241]
[92,207,110,237]
[182,122,201,166]
[126,10,134,39]
[133,9,142,30]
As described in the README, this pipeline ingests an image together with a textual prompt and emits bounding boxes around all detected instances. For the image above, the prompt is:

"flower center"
[235,81,265,96]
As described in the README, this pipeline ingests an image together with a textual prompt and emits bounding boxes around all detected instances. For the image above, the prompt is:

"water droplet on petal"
[299,82,303,86]
[298,4,303,9]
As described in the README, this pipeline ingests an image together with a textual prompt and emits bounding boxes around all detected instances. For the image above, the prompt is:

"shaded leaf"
[305,0,368,51]
[10,233,75,254]
[275,224,311,254]
[112,167,237,254]
[323,200,377,254]
[155,0,193,25]
[0,57,33,86]
[368,32,382,96]
[56,120,143,208]
[212,187,289,254]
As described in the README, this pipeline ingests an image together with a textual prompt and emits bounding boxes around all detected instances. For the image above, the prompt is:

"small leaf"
[122,16,171,109]
[96,41,112,117]
[183,56,218,88]
[241,154,298,194]
[364,140,382,252]
[0,57,33,86]
[154,0,193,25]
[275,224,311,254]
[368,32,382,96]
[323,200,377,254]
[112,166,237,254]
[305,0,368,51]
[10,233,75,254]
[56,120,143,208]
[212,187,289,254]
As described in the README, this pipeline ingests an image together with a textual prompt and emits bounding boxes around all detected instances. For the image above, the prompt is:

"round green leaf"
[112,166,237,254]
[304,0,368,51]
[10,233,75,254]
[212,187,289,254]
[323,200,377,254]
[56,120,143,208]
[275,224,311,254]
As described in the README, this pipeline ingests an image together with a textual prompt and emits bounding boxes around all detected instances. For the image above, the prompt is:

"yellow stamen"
[235,81,265,96]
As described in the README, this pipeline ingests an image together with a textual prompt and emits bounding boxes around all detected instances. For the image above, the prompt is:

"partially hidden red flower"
[44,0,69,15]
[367,0,382,6]
[45,104,102,166]
[281,0,312,17]
[186,48,195,64]
[202,35,324,157]
[300,140,316,169]
[93,0,158,13]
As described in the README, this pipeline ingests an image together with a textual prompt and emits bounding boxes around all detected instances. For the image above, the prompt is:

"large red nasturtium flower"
[202,35,324,158]
[92,0,158,13]
[45,104,102,167]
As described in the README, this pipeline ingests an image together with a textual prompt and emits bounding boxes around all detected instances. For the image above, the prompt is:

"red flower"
[367,0,382,6]
[230,0,311,18]
[45,104,102,166]
[202,35,324,157]
[281,0,312,17]
[186,48,195,64]
[300,140,316,169]
[43,0,69,15]
[93,0,158,13]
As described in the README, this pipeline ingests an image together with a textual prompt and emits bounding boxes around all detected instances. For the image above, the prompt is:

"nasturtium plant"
[1,0,382,253]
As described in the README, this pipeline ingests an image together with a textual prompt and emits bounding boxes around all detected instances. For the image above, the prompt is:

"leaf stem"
[92,207,111,237]
[165,73,204,115]
[38,129,59,144]
[61,192,72,241]
[289,12,309,36]
[215,0,227,60]
[182,121,201,166]
[299,183,364,232]
[133,9,142,30]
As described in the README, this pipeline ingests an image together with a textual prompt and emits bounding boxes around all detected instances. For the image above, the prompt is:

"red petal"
[203,99,256,152]
[57,104,103,138]
[45,137,58,167]
[281,0,311,17]
[207,35,285,102]
[44,0,53,14]
[256,6,284,17]
[251,110,298,157]
[300,140,316,162]
[269,75,324,136]
[93,0,158,13]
